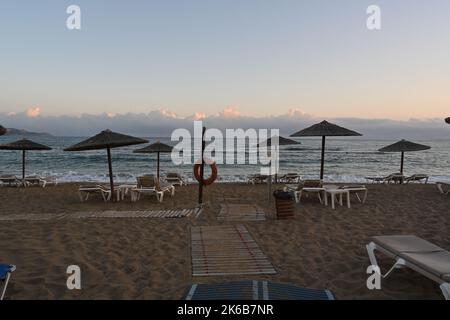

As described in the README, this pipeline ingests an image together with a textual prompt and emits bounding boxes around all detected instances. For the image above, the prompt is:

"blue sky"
[1,1,450,128]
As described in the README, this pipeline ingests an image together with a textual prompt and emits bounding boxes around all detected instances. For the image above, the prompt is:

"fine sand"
[0,182,449,300]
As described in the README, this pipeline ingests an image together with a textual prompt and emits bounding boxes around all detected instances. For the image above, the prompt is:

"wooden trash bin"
[273,190,295,219]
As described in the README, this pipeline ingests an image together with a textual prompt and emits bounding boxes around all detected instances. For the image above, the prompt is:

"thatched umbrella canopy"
[64,130,148,200]
[133,141,174,179]
[0,125,7,136]
[378,140,431,174]
[257,136,300,147]
[0,139,52,179]
[290,120,362,179]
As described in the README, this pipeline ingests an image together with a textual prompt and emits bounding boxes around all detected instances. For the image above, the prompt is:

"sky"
[1,1,450,137]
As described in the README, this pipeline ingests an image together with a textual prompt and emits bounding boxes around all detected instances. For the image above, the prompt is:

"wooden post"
[107,146,115,201]
[320,136,326,180]
[198,127,206,205]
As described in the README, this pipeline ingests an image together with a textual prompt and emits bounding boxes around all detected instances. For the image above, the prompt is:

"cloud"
[157,108,178,119]
[0,107,449,139]
[26,107,41,118]
[188,112,206,120]
[216,106,241,118]
[286,108,310,118]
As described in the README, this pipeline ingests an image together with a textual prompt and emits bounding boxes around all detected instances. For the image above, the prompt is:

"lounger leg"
[331,194,335,209]
[366,242,405,278]
[367,242,379,268]
[362,190,368,203]
[158,192,164,203]
[318,192,323,204]
[171,186,175,196]
[346,192,350,208]
[1,272,11,300]
[295,191,301,203]
[440,283,450,300]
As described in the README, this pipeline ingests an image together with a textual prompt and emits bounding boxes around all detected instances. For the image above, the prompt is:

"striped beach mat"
[71,209,195,218]
[0,209,197,221]
[218,204,266,221]
[190,225,276,276]
[185,281,335,300]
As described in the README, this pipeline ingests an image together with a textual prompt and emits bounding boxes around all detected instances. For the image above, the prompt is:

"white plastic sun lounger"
[78,185,112,202]
[436,182,450,195]
[131,176,175,203]
[0,175,22,187]
[404,174,429,184]
[25,175,58,188]
[366,235,450,300]
[165,172,185,186]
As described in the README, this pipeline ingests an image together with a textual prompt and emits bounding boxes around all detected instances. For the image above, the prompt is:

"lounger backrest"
[303,180,322,188]
[137,176,157,188]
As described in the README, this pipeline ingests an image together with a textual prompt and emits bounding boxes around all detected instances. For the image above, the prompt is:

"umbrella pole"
[198,127,206,205]
[400,152,404,174]
[268,158,272,201]
[22,150,26,180]
[320,136,325,180]
[107,147,115,201]
[157,152,160,180]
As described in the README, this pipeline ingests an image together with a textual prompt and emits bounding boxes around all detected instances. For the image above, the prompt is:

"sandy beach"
[0,182,449,300]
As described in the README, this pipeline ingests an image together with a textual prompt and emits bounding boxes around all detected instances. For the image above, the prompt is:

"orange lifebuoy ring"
[193,158,218,185]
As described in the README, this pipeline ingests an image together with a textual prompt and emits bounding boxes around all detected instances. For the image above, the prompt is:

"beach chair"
[340,185,368,203]
[78,185,112,202]
[184,281,335,300]
[165,172,185,186]
[131,175,175,203]
[436,182,450,195]
[24,175,58,188]
[278,173,301,184]
[366,235,450,300]
[384,173,405,184]
[404,174,429,184]
[284,180,324,204]
[0,264,16,300]
[248,174,268,185]
[0,175,22,187]
[365,173,404,184]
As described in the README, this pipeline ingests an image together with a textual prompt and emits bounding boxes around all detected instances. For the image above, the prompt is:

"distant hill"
[4,128,54,137]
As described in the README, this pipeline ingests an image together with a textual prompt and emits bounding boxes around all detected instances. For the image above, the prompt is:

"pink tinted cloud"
[217,106,241,118]
[26,107,42,118]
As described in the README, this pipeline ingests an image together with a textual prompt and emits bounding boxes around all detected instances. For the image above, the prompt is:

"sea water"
[0,136,449,184]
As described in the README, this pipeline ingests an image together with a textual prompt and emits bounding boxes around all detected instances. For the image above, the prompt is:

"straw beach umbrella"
[290,120,362,180]
[378,140,431,174]
[0,138,52,179]
[133,141,173,179]
[257,136,301,148]
[64,130,148,201]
